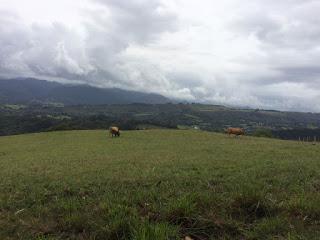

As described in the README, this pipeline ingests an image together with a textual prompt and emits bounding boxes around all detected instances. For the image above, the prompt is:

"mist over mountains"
[0,78,170,105]
[1,78,320,140]
[1,1,320,111]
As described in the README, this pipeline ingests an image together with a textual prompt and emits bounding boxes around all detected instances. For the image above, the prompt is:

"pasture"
[0,130,320,239]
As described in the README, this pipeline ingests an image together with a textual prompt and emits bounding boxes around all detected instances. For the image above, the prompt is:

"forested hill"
[1,78,320,140]
[0,78,169,105]
[1,103,320,140]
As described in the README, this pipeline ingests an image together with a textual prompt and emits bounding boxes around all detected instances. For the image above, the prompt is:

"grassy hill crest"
[1,130,320,239]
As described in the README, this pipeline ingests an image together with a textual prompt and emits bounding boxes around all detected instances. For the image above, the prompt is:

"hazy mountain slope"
[0,78,170,105]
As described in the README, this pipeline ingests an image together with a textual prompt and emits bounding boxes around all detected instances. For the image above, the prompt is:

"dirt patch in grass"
[230,193,276,223]
[170,215,241,240]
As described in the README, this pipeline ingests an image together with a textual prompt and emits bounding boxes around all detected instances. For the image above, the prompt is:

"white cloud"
[0,0,320,112]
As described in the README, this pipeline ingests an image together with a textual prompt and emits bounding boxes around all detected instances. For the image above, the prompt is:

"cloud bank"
[0,0,320,112]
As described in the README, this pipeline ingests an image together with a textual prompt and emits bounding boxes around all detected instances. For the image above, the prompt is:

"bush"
[252,128,274,138]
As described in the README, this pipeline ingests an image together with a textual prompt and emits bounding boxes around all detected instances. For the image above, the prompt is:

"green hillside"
[1,130,320,239]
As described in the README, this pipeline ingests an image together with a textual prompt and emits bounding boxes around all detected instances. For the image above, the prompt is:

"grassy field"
[0,130,320,240]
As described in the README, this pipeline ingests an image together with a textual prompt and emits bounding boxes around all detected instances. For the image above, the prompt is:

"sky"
[0,0,320,112]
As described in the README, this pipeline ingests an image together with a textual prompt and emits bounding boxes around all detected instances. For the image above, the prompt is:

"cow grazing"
[110,126,120,137]
[226,127,245,136]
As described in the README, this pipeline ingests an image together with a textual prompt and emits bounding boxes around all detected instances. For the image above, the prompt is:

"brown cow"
[226,127,245,136]
[110,126,120,137]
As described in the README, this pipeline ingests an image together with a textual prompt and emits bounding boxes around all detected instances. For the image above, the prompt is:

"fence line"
[298,136,318,144]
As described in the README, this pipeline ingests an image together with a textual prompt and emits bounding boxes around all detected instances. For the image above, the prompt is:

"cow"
[226,127,245,137]
[110,126,120,137]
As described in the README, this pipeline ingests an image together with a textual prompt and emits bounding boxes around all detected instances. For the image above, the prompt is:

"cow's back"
[110,127,119,132]
[227,127,244,135]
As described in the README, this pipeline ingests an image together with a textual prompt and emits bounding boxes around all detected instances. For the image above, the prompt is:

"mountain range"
[0,78,170,105]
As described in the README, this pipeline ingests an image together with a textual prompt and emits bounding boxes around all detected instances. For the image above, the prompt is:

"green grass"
[1,130,320,239]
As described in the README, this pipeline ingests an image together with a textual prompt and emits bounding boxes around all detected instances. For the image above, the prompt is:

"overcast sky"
[1,0,320,112]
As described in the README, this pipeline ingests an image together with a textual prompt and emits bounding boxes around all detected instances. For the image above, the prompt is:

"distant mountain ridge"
[0,78,170,105]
